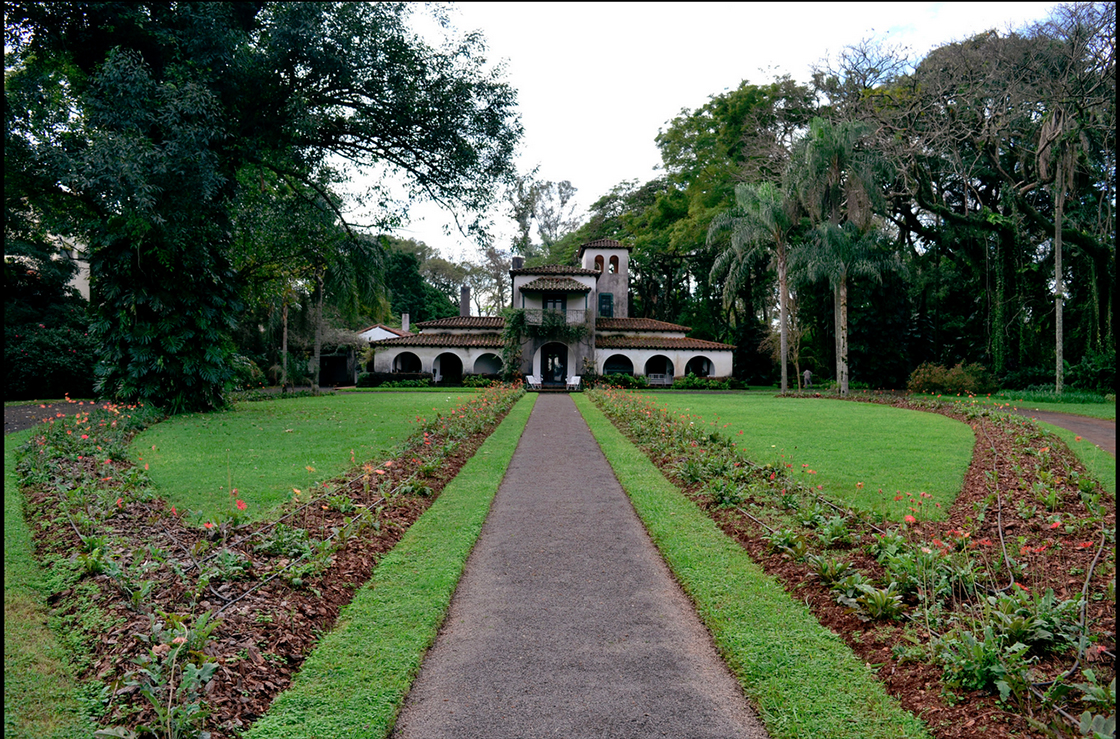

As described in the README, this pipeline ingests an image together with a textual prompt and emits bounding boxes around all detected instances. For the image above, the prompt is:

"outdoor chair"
[566,375,581,391]
[526,374,541,390]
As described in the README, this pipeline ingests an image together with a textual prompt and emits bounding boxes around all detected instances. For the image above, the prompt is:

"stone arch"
[644,355,674,376]
[393,351,422,373]
[594,254,604,272]
[685,355,713,377]
[473,353,503,375]
[608,255,619,274]
[434,352,464,384]
[603,354,634,375]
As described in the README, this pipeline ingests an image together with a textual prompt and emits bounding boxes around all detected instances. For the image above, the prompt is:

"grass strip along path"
[246,394,536,739]
[574,395,932,739]
[4,429,93,739]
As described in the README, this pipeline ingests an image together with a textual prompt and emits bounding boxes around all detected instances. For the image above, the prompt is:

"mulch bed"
[619,394,1115,739]
[21,406,503,738]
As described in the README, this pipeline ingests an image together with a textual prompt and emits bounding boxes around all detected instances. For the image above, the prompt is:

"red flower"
[894,494,903,502]
[116,497,123,508]
[904,515,916,524]
[236,499,247,511]
[1049,521,1061,529]
[1076,541,1095,549]
[204,522,214,529]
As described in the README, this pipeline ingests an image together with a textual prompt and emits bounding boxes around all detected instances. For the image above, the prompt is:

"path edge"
[247,393,537,739]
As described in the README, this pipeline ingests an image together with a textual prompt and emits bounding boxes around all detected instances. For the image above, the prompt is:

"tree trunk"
[778,253,788,394]
[833,283,842,394]
[312,272,324,394]
[838,274,849,396]
[281,299,289,392]
[1054,185,1065,395]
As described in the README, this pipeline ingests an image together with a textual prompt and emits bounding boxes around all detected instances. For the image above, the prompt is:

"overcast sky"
[347,1,1059,261]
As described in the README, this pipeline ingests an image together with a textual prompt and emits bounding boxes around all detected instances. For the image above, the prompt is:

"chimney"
[401,313,409,333]
[511,256,524,270]
[460,286,470,317]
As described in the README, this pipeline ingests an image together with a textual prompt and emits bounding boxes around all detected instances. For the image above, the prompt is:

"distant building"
[371,239,734,387]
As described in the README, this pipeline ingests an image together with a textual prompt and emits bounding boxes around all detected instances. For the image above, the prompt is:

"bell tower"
[578,239,631,319]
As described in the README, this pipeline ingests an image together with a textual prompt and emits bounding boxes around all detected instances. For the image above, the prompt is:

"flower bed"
[14,383,524,738]
[587,387,1115,739]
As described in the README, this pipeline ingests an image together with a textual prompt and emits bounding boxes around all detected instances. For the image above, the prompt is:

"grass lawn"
[133,393,475,522]
[1038,421,1116,494]
[574,396,931,739]
[912,391,1115,421]
[4,430,93,739]
[248,394,536,739]
[646,392,975,521]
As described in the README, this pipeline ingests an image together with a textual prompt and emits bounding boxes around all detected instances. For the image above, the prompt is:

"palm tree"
[708,181,799,392]
[790,117,897,395]
[793,222,900,395]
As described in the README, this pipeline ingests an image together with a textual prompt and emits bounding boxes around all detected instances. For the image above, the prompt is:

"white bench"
[647,373,672,387]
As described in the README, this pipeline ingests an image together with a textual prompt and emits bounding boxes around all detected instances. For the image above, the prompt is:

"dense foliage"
[4,2,521,410]
[545,3,1116,393]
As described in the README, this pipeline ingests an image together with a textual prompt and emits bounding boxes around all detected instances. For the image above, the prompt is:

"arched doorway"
[473,353,503,375]
[685,355,712,377]
[393,352,422,373]
[540,343,568,386]
[435,353,464,384]
[603,354,634,376]
[644,355,674,376]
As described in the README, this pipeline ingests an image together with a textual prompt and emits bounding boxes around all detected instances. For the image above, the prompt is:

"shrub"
[671,373,731,390]
[908,362,995,395]
[356,371,433,388]
[462,374,500,388]
[597,373,648,389]
[1067,348,1116,393]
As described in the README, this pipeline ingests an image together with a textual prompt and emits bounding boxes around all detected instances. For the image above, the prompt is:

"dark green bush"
[908,362,995,395]
[4,262,98,400]
[596,373,648,389]
[1067,348,1115,393]
[357,371,433,388]
[672,373,731,390]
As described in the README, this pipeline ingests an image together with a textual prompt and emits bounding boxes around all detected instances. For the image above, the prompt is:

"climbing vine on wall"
[500,308,590,380]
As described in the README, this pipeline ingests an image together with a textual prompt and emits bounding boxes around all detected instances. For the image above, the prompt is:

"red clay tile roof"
[595,335,735,351]
[596,317,691,332]
[518,277,592,293]
[358,323,412,338]
[577,239,633,259]
[374,333,504,348]
[509,264,599,276]
[413,316,505,329]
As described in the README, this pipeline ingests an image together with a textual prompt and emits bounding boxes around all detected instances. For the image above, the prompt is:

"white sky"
[347,1,1059,262]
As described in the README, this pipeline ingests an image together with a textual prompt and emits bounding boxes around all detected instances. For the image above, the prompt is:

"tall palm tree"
[790,117,896,395]
[708,181,799,392]
[793,223,900,395]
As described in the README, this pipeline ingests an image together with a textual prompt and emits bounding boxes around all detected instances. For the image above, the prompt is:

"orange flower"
[204,522,214,529]
[1074,435,1082,442]
[904,515,917,524]
[236,499,247,511]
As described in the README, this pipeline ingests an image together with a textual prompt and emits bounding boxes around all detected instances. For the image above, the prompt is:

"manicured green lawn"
[248,394,536,739]
[1038,422,1116,494]
[133,394,474,522]
[913,392,1116,421]
[646,393,975,520]
[4,430,93,739]
[574,396,931,739]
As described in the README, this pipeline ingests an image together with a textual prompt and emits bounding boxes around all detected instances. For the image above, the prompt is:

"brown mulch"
[22,404,507,738]
[619,395,1115,739]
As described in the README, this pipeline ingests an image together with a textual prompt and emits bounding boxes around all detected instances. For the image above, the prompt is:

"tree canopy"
[4,1,521,411]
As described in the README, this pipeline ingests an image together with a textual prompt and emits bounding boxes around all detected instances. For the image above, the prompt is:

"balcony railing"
[523,308,589,325]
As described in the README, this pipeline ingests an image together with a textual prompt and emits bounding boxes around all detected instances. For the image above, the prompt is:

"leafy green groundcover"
[4,429,94,739]
[574,395,931,739]
[247,394,536,739]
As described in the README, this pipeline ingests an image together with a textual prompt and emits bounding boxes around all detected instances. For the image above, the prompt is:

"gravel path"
[1008,408,1115,456]
[391,394,769,739]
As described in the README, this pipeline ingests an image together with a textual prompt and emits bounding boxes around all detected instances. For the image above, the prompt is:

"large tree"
[5,2,521,412]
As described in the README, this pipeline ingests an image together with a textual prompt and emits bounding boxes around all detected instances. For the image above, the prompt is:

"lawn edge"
[574,394,933,739]
[4,429,95,739]
[1038,421,1116,494]
[246,393,536,739]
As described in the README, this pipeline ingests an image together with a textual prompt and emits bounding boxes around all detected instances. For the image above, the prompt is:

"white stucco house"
[371,239,734,387]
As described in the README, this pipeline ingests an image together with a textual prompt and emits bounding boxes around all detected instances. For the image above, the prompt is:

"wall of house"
[372,347,505,377]
[593,348,733,378]
[579,248,629,318]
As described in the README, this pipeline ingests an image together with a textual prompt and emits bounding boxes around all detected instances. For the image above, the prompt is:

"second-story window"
[544,294,566,312]
[598,292,613,318]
